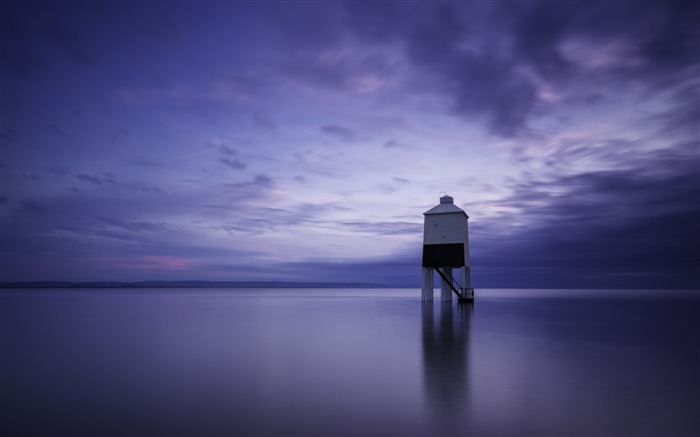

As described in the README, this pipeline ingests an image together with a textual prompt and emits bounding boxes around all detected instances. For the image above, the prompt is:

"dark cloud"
[16,199,46,214]
[452,55,538,137]
[217,144,247,169]
[470,148,700,288]
[98,217,168,233]
[45,167,69,175]
[218,145,237,156]
[343,1,699,137]
[253,174,273,187]
[512,2,574,80]
[76,173,160,192]
[125,159,169,169]
[407,3,467,65]
[321,125,356,141]
[218,174,277,206]
[345,2,539,135]
[383,139,417,150]
[636,0,699,73]
[220,158,247,170]
[77,173,103,185]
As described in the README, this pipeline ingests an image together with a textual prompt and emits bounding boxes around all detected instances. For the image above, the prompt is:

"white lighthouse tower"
[421,194,473,302]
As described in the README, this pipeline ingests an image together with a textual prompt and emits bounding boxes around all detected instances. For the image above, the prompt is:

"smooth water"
[1,288,698,436]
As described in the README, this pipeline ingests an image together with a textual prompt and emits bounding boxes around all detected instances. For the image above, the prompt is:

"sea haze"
[1,288,698,436]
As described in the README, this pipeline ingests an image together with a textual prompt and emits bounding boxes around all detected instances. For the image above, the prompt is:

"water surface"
[2,288,698,436]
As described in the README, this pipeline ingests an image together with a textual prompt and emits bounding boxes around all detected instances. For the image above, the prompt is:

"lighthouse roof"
[423,195,469,217]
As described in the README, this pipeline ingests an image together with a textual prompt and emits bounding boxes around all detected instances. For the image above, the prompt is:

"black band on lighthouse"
[422,243,465,267]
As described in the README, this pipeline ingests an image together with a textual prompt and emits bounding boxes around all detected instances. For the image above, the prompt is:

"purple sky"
[1,1,698,288]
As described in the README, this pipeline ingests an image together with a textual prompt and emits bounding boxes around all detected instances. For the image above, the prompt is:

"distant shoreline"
[0,280,390,289]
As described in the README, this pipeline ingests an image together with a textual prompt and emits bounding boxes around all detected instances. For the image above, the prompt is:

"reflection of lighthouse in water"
[422,301,473,433]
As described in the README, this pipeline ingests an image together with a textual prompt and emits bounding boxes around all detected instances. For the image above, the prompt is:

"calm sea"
[1,288,698,437]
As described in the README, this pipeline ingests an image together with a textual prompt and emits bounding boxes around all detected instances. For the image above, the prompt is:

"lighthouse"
[421,195,473,302]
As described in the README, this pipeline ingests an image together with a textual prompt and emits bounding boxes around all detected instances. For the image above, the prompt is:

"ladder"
[434,267,474,301]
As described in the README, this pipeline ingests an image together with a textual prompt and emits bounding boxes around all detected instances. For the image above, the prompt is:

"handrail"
[434,267,463,299]
[443,268,465,292]
[434,268,474,300]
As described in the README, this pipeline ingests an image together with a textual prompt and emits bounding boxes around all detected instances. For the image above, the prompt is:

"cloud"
[1,1,696,288]
[219,158,247,170]
[265,250,422,286]
[253,174,273,187]
[337,220,421,236]
[98,217,168,233]
[14,199,46,215]
[635,0,699,73]
[252,111,278,133]
[647,85,700,139]
[204,202,352,236]
[320,125,356,141]
[343,1,699,137]
[512,2,574,81]
[218,174,275,204]
[77,173,103,185]
[125,159,170,169]
[277,33,401,95]
[470,145,700,288]
[344,2,540,136]
[76,173,160,192]
[216,144,248,170]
